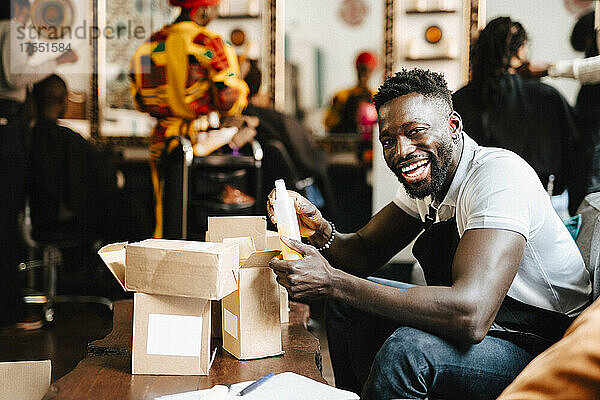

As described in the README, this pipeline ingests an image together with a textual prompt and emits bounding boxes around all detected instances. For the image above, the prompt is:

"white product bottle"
[273,179,302,260]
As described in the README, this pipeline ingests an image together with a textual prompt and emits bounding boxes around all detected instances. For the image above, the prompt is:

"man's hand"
[516,60,549,79]
[228,126,256,149]
[56,50,78,65]
[267,189,331,245]
[269,237,336,300]
[222,115,259,129]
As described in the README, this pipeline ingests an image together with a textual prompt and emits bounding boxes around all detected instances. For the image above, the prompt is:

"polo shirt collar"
[436,132,478,210]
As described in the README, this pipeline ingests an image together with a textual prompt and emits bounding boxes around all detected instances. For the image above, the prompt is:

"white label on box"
[223,308,238,339]
[146,314,203,357]
[181,242,215,251]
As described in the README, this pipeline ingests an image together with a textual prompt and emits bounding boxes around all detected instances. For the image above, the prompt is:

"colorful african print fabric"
[129,21,249,238]
[129,20,249,162]
[323,86,375,134]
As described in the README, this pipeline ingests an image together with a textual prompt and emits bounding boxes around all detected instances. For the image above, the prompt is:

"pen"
[236,372,275,396]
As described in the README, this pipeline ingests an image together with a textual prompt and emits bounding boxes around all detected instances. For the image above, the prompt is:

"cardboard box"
[0,360,51,400]
[211,300,222,339]
[267,230,290,324]
[206,218,284,359]
[132,293,214,375]
[280,286,289,323]
[266,229,280,250]
[220,237,282,359]
[208,221,290,324]
[99,239,239,300]
[207,216,267,251]
[98,240,237,375]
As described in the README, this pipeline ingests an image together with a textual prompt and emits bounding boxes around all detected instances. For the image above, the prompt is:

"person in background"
[129,0,256,239]
[497,6,600,398]
[324,51,378,134]
[28,75,121,242]
[453,17,586,216]
[241,58,335,219]
[0,0,78,330]
[566,10,600,195]
[27,75,136,298]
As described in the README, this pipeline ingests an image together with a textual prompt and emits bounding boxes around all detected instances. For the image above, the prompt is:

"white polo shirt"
[393,133,591,317]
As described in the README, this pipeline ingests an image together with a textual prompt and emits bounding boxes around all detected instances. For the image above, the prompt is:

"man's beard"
[391,139,454,199]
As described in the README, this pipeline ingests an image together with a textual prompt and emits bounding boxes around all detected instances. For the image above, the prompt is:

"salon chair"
[18,201,113,323]
[160,136,263,240]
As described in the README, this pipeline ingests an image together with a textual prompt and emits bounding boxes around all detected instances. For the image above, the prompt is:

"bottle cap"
[275,179,287,200]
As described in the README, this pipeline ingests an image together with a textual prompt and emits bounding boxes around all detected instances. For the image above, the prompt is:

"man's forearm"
[329,269,488,343]
[306,202,422,277]
[309,231,388,277]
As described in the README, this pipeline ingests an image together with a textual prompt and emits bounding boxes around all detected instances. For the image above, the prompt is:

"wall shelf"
[404,55,457,61]
[405,9,456,14]
[218,14,261,19]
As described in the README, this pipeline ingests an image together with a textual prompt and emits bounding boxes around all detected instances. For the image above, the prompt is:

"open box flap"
[242,250,281,268]
[206,216,267,250]
[98,242,128,291]
[266,230,281,251]
[223,236,255,262]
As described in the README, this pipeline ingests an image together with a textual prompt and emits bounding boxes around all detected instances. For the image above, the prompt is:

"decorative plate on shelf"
[563,0,594,15]
[31,0,74,39]
[339,0,369,27]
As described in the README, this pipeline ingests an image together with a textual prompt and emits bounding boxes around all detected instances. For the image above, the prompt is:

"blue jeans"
[326,278,534,400]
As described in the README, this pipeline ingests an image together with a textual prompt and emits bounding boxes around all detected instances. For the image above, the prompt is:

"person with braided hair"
[453,17,587,216]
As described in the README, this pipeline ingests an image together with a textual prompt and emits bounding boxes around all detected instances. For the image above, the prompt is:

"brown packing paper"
[0,360,51,400]
[207,216,268,251]
[132,293,213,375]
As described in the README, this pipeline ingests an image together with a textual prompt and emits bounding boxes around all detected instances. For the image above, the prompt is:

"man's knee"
[374,326,434,375]
[364,327,435,399]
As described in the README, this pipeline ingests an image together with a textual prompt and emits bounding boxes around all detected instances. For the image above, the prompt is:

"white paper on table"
[146,314,203,357]
[154,372,359,400]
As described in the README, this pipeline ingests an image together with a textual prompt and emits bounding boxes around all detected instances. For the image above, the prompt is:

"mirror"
[481,0,594,105]
[284,1,385,135]
[90,0,282,145]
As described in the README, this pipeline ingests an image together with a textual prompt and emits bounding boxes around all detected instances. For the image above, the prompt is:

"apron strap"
[411,214,572,351]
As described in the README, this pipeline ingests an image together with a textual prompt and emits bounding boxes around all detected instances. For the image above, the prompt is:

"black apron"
[412,206,574,355]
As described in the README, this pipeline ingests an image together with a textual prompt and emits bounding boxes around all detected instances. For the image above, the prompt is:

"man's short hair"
[32,74,67,114]
[373,68,453,114]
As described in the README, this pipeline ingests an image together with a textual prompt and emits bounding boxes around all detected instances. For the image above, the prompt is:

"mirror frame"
[383,0,483,80]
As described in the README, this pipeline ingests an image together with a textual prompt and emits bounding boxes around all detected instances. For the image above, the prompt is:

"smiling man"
[267,69,591,400]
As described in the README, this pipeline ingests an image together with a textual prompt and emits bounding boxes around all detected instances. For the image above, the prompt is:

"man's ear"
[449,111,462,134]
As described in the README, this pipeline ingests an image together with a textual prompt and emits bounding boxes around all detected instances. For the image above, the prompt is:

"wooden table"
[48,300,324,399]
